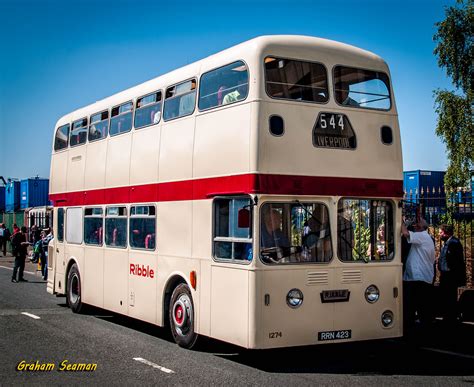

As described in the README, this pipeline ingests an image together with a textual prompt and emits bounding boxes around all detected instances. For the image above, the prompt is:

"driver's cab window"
[260,202,332,264]
[213,197,252,262]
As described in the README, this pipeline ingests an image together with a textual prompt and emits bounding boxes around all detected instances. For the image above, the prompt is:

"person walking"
[11,226,29,283]
[438,224,466,324]
[401,218,436,332]
[1,223,11,256]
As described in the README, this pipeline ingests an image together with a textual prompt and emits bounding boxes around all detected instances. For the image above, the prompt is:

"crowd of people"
[0,223,53,283]
[402,219,466,332]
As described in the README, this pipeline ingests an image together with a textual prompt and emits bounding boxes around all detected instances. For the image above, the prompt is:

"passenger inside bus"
[261,209,290,249]
[302,215,331,262]
[217,86,226,105]
[337,209,354,260]
[337,82,359,107]
[222,80,247,105]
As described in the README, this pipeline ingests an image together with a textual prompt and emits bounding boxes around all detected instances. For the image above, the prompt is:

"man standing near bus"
[0,223,10,256]
[11,226,29,283]
[438,224,466,324]
[401,218,435,332]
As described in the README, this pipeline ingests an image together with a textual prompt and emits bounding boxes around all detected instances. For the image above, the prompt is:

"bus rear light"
[190,271,197,290]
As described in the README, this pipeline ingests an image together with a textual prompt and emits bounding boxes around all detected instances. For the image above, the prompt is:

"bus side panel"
[67,146,86,194]
[84,141,107,192]
[65,244,85,286]
[333,265,402,339]
[130,125,160,188]
[157,201,192,258]
[159,117,194,182]
[128,250,157,324]
[104,249,129,315]
[83,246,104,308]
[198,259,212,336]
[194,104,251,177]
[50,152,68,195]
[210,266,249,348]
[105,135,132,189]
[192,200,212,336]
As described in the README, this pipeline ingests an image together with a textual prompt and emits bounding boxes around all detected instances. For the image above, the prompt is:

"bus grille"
[341,270,362,283]
[306,271,329,285]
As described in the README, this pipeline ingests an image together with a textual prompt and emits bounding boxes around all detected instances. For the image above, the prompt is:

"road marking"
[0,265,37,275]
[133,357,175,374]
[421,347,474,360]
[21,312,41,320]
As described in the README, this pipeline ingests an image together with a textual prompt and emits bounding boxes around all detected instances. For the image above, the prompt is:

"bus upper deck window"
[334,66,391,110]
[265,56,328,103]
[163,79,196,121]
[54,124,70,151]
[110,102,133,136]
[135,91,162,129]
[89,110,109,142]
[70,118,88,147]
[199,61,249,111]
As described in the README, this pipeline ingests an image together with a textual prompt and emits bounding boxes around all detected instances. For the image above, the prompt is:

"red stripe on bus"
[49,174,403,206]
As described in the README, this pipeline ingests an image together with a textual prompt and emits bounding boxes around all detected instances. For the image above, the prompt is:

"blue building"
[5,180,21,213]
[403,170,446,222]
[20,177,50,209]
[0,186,5,212]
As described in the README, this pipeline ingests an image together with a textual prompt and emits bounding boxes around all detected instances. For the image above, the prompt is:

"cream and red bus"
[47,35,403,349]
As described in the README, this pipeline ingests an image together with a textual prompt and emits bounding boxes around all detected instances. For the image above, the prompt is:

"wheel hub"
[172,294,192,334]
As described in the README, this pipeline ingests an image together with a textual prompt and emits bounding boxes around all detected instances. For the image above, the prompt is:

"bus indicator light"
[190,271,197,290]
[130,264,155,279]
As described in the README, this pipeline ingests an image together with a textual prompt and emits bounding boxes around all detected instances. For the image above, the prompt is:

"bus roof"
[54,35,388,127]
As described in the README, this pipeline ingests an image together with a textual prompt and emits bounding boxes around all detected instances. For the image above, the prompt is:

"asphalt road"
[1,255,474,386]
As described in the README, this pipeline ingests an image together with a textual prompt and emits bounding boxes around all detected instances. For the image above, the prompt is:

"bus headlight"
[286,289,304,308]
[365,285,380,303]
[381,310,394,327]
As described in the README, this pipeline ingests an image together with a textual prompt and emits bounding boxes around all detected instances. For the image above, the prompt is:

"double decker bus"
[47,35,403,349]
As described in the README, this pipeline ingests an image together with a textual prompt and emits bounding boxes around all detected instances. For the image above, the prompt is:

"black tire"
[67,263,84,313]
[169,283,198,348]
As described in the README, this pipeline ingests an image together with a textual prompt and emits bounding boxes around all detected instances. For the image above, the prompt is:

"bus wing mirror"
[238,208,250,228]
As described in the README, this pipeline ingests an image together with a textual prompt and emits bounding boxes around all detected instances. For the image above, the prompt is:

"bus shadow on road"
[213,325,474,376]
[84,305,176,344]
[213,339,474,376]
[78,305,474,376]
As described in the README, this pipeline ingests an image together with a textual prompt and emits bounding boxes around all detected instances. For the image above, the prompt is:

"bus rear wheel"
[169,283,198,348]
[67,263,84,313]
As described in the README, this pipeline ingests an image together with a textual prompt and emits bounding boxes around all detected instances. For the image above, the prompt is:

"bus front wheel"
[67,263,83,313]
[169,283,198,348]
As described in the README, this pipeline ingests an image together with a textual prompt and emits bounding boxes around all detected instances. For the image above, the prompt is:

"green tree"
[433,0,473,190]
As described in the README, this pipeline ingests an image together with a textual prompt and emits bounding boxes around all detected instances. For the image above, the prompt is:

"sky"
[0,0,456,181]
